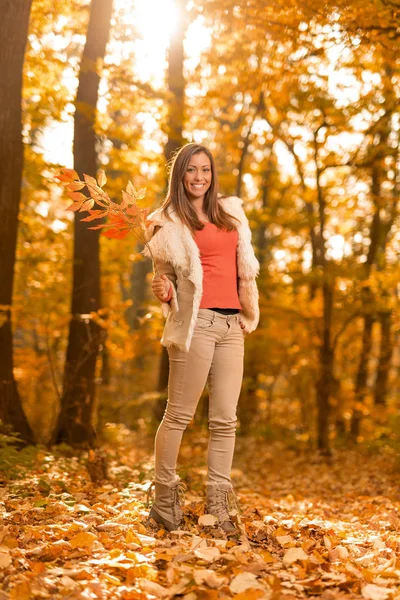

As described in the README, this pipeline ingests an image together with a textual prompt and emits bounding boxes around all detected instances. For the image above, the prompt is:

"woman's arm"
[150,226,179,315]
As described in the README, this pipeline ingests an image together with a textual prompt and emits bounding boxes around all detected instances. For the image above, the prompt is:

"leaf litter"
[0,432,399,599]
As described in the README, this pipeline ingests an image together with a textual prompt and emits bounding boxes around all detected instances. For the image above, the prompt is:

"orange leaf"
[83,173,98,187]
[68,191,87,202]
[88,223,108,230]
[126,205,139,217]
[66,181,86,191]
[81,210,105,222]
[63,168,79,180]
[80,199,95,211]
[136,187,147,200]
[69,532,97,549]
[66,202,84,211]
[121,190,134,208]
[97,170,107,188]
[56,174,73,182]
[109,214,126,225]
[126,181,136,196]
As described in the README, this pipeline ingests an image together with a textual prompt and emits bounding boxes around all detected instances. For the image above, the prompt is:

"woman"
[143,142,260,533]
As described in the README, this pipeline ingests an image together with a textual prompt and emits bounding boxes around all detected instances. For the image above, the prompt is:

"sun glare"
[116,0,180,86]
[116,0,211,86]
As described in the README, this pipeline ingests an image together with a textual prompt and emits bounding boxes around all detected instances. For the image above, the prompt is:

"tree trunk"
[351,311,374,439]
[53,0,113,446]
[314,130,334,455]
[316,279,334,453]
[235,91,264,198]
[126,253,151,331]
[0,0,34,443]
[163,0,186,164]
[374,309,392,406]
[155,0,187,419]
[350,165,382,439]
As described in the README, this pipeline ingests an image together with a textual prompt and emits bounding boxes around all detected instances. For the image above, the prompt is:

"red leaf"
[109,213,126,225]
[103,228,130,239]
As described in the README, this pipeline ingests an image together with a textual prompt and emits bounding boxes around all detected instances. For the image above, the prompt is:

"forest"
[0,0,399,599]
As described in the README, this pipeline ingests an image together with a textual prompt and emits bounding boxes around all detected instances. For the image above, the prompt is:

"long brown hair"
[160,143,239,232]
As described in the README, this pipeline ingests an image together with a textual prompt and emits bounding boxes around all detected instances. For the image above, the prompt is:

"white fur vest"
[143,196,260,351]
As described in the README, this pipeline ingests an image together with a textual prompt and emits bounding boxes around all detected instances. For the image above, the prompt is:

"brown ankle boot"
[205,482,239,534]
[148,480,186,531]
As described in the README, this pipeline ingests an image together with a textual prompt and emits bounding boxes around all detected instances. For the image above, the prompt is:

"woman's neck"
[191,198,209,222]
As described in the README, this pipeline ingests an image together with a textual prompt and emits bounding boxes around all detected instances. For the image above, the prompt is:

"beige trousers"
[155,309,245,486]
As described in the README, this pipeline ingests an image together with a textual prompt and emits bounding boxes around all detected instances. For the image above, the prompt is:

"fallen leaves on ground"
[0,431,400,599]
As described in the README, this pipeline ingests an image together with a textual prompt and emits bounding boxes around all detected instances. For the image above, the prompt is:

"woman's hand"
[151,274,172,302]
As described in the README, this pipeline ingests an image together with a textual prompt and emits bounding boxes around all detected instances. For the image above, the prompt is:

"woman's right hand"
[151,274,172,302]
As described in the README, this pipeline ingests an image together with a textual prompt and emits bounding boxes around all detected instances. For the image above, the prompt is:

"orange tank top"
[194,223,241,309]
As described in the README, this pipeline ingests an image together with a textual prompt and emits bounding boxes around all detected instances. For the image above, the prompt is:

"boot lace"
[145,479,186,516]
[170,481,187,521]
[214,488,240,523]
[146,480,155,508]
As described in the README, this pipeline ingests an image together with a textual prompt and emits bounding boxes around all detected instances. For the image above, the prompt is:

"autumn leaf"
[102,228,130,239]
[97,169,107,188]
[63,168,79,180]
[198,514,218,527]
[126,181,136,196]
[66,181,86,191]
[83,174,98,188]
[69,531,97,549]
[0,551,11,569]
[81,210,105,222]
[193,546,221,562]
[68,191,87,202]
[66,202,84,212]
[80,199,95,211]
[362,584,393,600]
[121,190,134,208]
[229,572,269,594]
[283,547,309,565]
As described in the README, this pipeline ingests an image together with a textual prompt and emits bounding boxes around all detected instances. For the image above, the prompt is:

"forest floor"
[1,427,400,600]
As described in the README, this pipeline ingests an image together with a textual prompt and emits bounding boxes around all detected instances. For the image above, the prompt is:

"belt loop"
[212,312,216,324]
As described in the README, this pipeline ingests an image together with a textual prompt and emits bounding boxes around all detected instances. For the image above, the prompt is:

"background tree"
[154,0,188,422]
[53,0,114,445]
[0,0,34,443]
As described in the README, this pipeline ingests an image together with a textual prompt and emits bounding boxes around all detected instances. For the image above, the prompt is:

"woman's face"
[183,152,212,203]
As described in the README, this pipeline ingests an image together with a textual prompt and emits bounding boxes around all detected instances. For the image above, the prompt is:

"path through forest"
[1,429,399,599]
